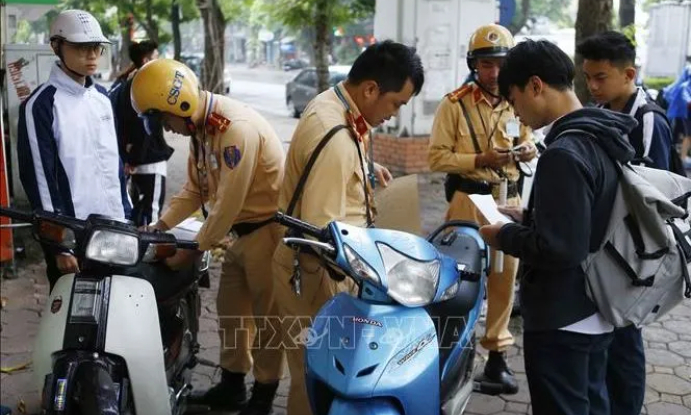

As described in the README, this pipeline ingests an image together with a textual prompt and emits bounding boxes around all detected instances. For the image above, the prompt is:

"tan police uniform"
[273,82,371,415]
[159,93,286,383]
[428,81,532,352]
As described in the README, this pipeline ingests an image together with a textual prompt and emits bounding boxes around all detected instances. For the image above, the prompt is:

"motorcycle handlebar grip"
[176,240,200,250]
[274,212,325,239]
[0,207,33,223]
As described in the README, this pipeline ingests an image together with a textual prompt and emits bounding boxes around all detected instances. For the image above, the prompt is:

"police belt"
[446,174,519,200]
[231,218,274,238]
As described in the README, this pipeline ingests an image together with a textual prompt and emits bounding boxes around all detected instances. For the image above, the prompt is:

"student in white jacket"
[17,10,131,291]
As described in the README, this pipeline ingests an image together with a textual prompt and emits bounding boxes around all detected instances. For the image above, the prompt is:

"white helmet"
[49,10,110,44]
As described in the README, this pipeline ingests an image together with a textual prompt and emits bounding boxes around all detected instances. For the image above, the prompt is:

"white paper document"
[468,194,514,225]
[177,217,204,233]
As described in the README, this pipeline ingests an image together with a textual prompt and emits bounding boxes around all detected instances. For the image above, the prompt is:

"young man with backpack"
[478,39,639,415]
[576,31,675,415]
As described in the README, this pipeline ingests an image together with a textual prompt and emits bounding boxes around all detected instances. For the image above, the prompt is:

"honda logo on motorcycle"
[352,316,383,327]
[51,296,63,314]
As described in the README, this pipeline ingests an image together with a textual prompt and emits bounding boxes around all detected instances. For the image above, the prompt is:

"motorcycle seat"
[135,259,199,303]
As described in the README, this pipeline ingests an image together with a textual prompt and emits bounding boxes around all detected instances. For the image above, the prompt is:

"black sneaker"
[187,370,248,411]
[238,381,280,415]
[474,351,519,395]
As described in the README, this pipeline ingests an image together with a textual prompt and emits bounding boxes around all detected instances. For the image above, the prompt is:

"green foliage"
[12,20,34,43]
[220,0,253,23]
[621,24,636,46]
[263,0,373,32]
[644,76,675,90]
[180,0,201,21]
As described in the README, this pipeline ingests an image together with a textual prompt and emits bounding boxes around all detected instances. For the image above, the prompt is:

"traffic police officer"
[131,59,286,415]
[428,24,536,395]
[273,41,425,415]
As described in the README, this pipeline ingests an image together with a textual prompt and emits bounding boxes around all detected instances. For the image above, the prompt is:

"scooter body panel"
[33,274,74,391]
[105,275,171,415]
[307,294,440,415]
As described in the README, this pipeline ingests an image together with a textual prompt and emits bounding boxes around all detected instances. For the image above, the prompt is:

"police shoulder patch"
[447,84,472,102]
[223,145,242,169]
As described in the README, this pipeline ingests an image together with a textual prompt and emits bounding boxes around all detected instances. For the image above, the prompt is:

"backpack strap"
[632,103,670,162]
[633,102,685,174]
[634,102,671,126]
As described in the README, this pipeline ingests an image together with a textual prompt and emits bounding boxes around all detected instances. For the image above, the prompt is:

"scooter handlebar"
[176,240,200,250]
[139,231,199,251]
[0,207,33,223]
[274,212,326,240]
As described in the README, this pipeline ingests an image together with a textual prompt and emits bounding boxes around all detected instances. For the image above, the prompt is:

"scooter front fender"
[34,274,74,391]
[328,397,402,415]
[104,275,171,415]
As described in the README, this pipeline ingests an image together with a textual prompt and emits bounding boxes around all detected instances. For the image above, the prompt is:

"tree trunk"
[171,0,182,61]
[619,0,635,29]
[197,0,225,93]
[314,0,331,93]
[144,0,160,44]
[118,13,134,73]
[574,0,613,103]
[509,0,531,35]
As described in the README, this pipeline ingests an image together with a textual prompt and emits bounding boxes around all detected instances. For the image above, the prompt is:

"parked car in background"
[285,66,350,118]
[283,58,309,71]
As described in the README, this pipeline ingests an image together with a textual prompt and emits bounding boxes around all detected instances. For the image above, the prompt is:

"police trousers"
[272,242,357,415]
[217,221,285,383]
[446,190,520,352]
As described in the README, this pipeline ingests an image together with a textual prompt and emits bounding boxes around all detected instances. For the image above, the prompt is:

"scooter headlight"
[378,243,440,307]
[85,230,139,266]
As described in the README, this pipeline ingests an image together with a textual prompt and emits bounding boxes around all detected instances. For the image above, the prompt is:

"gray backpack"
[565,130,691,327]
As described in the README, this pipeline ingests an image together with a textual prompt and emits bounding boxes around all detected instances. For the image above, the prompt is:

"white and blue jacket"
[17,62,131,220]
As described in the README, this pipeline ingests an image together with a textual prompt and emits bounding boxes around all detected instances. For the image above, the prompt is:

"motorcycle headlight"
[378,243,440,307]
[344,244,381,285]
[85,230,139,266]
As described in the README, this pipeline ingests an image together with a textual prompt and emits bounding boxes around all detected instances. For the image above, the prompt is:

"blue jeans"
[606,325,646,415]
[524,330,614,415]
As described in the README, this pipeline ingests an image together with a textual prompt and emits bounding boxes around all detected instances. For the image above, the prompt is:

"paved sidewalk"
[2,174,691,414]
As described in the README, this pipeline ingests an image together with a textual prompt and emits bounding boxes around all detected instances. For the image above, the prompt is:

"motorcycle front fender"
[328,397,402,415]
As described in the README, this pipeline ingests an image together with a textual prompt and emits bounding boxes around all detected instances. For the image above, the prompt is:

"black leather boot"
[474,351,519,395]
[186,370,248,411]
[239,381,280,415]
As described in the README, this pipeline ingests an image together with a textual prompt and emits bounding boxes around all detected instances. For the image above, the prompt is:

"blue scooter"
[275,212,489,415]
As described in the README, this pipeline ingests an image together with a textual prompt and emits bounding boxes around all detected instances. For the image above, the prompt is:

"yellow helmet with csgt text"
[467,24,515,70]
[130,58,200,119]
